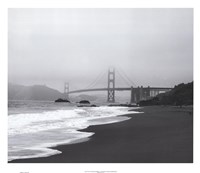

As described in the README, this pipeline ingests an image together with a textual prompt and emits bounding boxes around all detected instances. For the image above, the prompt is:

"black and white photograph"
[7,8,193,164]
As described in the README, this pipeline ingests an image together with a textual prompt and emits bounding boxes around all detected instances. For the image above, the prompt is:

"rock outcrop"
[55,98,70,103]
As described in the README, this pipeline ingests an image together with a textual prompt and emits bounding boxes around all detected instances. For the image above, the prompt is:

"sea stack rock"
[79,100,90,104]
[55,98,70,103]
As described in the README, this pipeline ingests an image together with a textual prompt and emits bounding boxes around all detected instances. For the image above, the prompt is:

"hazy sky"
[8,8,193,92]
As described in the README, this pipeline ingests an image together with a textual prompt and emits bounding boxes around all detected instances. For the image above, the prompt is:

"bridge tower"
[64,82,69,99]
[107,67,115,103]
[130,86,136,104]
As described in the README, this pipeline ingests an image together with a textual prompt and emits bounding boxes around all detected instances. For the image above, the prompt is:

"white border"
[1,0,199,173]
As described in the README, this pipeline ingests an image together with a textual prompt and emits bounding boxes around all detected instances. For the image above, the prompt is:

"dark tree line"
[139,82,193,106]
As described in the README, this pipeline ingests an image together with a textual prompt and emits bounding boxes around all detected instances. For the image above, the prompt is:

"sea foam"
[8,106,140,161]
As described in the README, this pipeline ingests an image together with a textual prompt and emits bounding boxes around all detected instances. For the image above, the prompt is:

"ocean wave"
[8,106,141,161]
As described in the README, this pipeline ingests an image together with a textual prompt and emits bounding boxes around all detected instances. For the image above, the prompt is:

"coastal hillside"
[8,83,64,101]
[8,84,104,102]
[139,82,193,106]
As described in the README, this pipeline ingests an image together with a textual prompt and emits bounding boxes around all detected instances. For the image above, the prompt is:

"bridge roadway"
[68,87,172,94]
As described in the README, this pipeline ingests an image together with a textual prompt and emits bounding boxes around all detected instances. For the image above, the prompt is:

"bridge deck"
[68,87,172,94]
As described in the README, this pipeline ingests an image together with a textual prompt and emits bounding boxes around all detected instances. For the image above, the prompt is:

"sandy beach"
[10,106,193,163]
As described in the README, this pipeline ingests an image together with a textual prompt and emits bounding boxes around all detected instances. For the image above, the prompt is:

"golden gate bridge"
[64,67,172,103]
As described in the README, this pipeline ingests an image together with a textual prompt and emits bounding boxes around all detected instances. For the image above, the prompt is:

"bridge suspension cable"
[83,70,107,90]
[116,70,132,87]
[116,68,137,87]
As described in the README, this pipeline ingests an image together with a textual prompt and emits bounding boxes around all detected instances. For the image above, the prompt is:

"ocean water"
[8,100,140,161]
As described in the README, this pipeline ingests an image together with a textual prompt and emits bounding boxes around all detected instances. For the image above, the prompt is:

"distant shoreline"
[10,106,193,163]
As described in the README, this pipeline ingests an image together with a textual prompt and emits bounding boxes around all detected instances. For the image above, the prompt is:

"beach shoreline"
[9,106,193,163]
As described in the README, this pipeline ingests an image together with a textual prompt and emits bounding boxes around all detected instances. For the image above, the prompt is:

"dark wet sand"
[10,106,193,163]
